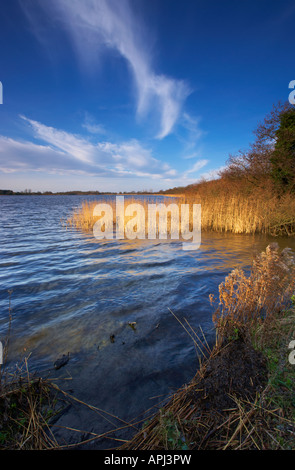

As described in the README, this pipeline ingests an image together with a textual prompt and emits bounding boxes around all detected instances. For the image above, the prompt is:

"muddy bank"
[120,333,269,450]
[190,336,267,411]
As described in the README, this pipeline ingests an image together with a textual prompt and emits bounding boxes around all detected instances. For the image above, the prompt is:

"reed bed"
[65,195,191,238]
[210,242,295,343]
[65,189,295,237]
[183,190,295,236]
[120,243,295,450]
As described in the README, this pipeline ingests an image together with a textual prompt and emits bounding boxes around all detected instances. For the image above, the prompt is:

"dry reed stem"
[210,242,295,344]
[121,244,295,450]
[65,196,190,238]
[66,188,295,237]
[2,242,294,450]
[120,352,291,450]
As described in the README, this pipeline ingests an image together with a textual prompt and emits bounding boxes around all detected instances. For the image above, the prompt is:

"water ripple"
[1,195,295,441]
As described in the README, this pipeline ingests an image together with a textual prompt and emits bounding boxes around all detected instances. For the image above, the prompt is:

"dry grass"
[65,195,190,237]
[0,295,157,450]
[2,242,294,450]
[0,293,63,449]
[183,189,295,236]
[0,358,62,450]
[119,342,271,451]
[120,243,295,450]
[210,242,295,344]
[0,353,140,450]
[66,199,100,232]
[65,186,295,238]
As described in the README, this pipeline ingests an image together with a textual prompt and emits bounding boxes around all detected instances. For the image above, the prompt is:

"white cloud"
[82,113,106,135]
[22,0,190,139]
[183,159,209,177]
[198,166,227,181]
[0,136,79,174]
[179,112,205,150]
[182,151,200,160]
[0,116,177,180]
[20,115,99,165]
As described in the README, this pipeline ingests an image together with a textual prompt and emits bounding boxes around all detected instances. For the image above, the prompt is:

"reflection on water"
[1,195,295,446]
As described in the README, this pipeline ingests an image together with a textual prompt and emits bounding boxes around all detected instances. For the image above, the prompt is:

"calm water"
[1,195,294,447]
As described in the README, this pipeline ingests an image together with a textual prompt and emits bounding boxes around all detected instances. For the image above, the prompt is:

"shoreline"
[0,243,294,450]
[0,191,174,196]
[121,243,295,450]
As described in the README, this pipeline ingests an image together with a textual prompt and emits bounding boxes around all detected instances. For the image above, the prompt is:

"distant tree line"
[0,189,14,195]
[0,189,157,196]
[3,103,294,199]
[0,190,112,196]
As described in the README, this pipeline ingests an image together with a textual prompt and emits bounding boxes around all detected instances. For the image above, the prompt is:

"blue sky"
[0,0,294,192]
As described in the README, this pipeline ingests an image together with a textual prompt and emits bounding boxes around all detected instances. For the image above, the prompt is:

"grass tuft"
[120,243,295,450]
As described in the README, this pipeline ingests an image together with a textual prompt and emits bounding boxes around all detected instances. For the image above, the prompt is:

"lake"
[1,195,294,448]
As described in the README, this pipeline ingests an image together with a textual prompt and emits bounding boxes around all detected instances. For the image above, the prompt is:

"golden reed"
[66,190,295,237]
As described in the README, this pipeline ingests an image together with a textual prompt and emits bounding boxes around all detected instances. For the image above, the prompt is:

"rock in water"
[54,353,70,370]
[128,322,137,331]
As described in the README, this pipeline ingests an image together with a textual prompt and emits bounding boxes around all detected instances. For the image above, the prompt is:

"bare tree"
[220,101,294,191]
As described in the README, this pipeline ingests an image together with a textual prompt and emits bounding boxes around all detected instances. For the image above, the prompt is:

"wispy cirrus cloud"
[20,115,98,165]
[21,0,190,139]
[0,115,212,188]
[82,112,106,136]
[178,112,205,153]
[0,136,80,175]
[183,159,209,177]
[0,115,177,180]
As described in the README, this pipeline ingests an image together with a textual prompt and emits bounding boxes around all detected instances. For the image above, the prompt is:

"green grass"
[251,308,295,448]
[0,374,62,450]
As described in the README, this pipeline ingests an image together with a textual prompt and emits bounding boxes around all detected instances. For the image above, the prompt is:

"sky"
[0,0,294,193]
